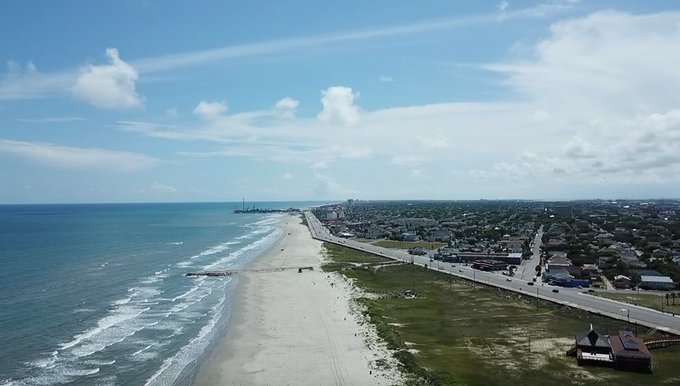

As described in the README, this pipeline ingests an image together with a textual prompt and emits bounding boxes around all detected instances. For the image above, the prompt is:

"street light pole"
[536,287,539,309]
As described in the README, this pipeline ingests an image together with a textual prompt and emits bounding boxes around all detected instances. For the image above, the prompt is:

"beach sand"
[193,215,398,386]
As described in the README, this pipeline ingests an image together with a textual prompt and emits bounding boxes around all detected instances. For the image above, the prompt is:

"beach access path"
[193,216,398,386]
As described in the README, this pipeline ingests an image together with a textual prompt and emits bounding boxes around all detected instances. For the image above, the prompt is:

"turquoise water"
[0,202,323,385]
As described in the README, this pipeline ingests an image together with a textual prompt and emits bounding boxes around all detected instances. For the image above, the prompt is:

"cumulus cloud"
[193,100,228,119]
[273,97,299,118]
[0,139,157,172]
[317,86,361,125]
[72,48,143,109]
[117,9,680,198]
[488,11,680,117]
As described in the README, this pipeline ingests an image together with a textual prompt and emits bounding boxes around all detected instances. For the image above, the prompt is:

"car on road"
[527,282,534,286]
[506,278,512,282]
[459,269,463,272]
[552,289,559,293]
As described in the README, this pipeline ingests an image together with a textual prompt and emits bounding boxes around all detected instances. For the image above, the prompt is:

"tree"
[666,293,670,306]
[673,293,678,306]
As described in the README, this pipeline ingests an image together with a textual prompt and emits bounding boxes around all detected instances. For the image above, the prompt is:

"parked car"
[527,282,534,286]
[552,289,559,293]
[506,278,512,282]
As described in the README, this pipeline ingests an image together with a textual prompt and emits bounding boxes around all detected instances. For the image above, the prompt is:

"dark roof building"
[609,330,652,372]
[575,325,612,365]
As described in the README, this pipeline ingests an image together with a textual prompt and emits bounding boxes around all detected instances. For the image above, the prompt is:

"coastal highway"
[304,211,680,336]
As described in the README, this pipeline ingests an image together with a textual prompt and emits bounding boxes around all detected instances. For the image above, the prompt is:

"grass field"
[373,240,446,250]
[323,243,680,386]
[595,292,680,314]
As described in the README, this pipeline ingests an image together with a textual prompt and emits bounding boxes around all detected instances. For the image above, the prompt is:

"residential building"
[610,330,652,372]
[640,275,676,290]
[613,275,632,289]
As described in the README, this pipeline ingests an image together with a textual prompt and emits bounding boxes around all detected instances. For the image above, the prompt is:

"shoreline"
[193,215,398,385]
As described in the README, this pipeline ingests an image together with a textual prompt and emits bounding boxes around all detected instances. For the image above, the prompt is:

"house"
[401,232,417,242]
[548,255,572,272]
[609,330,652,372]
[614,275,632,289]
[640,275,676,290]
[575,325,612,365]
[506,236,525,253]
[505,252,522,265]
[432,229,451,242]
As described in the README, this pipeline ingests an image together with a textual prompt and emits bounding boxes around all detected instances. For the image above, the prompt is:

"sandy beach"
[193,215,398,386]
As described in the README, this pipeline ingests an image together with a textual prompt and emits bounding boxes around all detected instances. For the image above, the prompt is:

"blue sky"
[1,0,680,203]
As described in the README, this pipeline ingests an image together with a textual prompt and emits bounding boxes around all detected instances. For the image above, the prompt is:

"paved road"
[516,226,543,282]
[305,211,680,336]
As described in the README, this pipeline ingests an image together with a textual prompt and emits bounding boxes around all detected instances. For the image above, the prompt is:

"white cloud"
[0,61,74,100]
[416,135,449,149]
[487,11,680,118]
[72,48,144,109]
[317,86,361,125]
[116,9,680,198]
[0,139,157,172]
[281,172,294,180]
[409,169,425,179]
[378,75,394,83]
[562,137,593,159]
[165,108,178,118]
[498,1,510,12]
[0,2,575,102]
[16,116,86,124]
[273,97,299,118]
[193,100,228,120]
[149,182,178,193]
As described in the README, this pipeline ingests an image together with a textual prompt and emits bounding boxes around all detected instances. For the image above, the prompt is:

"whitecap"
[64,367,100,376]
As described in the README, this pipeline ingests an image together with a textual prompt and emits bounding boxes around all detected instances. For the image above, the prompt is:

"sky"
[2,0,680,203]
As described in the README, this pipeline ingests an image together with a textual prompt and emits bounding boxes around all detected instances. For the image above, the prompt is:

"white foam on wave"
[112,297,132,306]
[69,306,151,358]
[84,359,116,366]
[203,227,281,271]
[64,367,100,376]
[73,308,96,314]
[165,241,183,246]
[143,295,228,386]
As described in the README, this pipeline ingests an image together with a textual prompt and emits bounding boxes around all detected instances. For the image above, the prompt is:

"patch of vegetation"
[324,242,680,386]
[373,240,446,250]
[594,292,680,314]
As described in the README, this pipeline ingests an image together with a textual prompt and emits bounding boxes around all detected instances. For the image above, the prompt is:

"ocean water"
[0,202,324,386]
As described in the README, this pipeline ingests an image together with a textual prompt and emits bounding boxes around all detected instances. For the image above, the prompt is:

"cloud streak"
[0,2,578,102]
[0,139,158,172]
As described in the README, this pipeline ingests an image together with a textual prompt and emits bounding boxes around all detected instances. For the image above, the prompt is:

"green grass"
[321,243,392,273]
[373,240,446,250]
[323,242,680,386]
[595,292,680,314]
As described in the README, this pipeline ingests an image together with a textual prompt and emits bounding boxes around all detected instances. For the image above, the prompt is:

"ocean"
[0,202,325,385]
